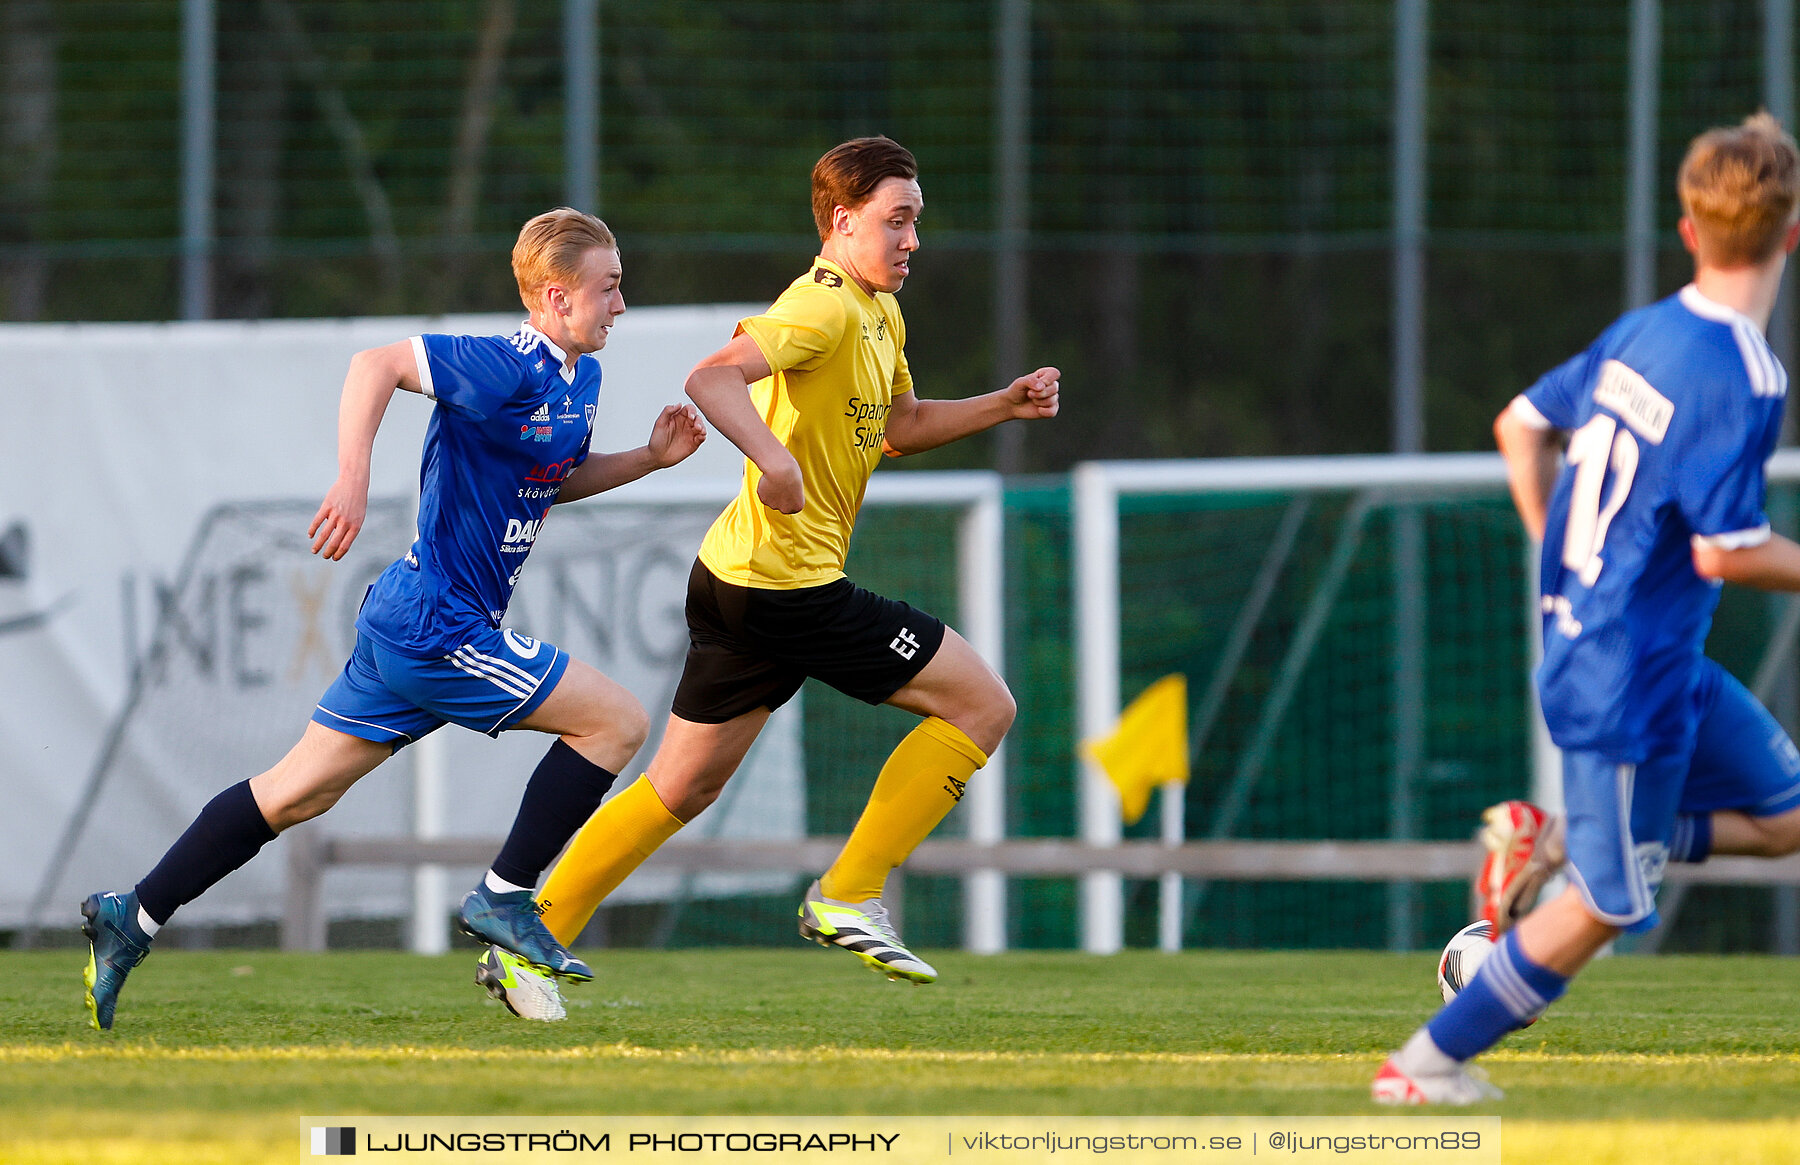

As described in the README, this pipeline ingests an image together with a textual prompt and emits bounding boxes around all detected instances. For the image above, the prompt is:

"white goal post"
[1072,450,1800,956]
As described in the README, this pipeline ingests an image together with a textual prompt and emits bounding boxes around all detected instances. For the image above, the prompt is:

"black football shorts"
[671,559,947,723]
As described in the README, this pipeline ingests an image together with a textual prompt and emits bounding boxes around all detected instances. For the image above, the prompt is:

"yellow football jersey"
[697,256,912,589]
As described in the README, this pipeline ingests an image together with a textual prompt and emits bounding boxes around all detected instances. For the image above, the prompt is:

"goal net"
[1062,453,1800,956]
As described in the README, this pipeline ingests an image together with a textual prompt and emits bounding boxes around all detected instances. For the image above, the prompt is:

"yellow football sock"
[537,775,683,944]
[821,716,988,903]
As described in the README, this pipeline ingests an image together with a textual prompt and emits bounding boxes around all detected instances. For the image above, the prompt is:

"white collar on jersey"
[1678,283,1752,325]
[518,321,578,384]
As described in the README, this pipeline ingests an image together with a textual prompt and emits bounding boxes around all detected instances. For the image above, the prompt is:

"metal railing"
[280,830,1800,952]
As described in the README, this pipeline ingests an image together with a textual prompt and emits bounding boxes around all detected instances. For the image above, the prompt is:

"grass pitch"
[3,946,1798,1163]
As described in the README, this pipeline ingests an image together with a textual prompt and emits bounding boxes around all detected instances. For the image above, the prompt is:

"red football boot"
[1476,800,1565,936]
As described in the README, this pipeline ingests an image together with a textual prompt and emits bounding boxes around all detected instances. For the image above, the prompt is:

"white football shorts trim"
[1563,762,1657,927]
[448,647,535,699]
[314,704,416,743]
[484,644,562,733]
[459,643,541,689]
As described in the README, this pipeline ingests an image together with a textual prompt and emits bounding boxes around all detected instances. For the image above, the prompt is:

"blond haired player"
[1376,114,1800,1104]
[82,209,706,1028]
[484,137,1057,1011]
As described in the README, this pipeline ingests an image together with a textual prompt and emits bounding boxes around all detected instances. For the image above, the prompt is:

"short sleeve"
[1521,349,1594,432]
[412,334,527,421]
[1679,402,1777,548]
[890,301,912,397]
[736,286,848,374]
[891,348,914,398]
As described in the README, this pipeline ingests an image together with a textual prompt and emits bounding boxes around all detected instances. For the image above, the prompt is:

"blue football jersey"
[1519,285,1786,759]
[356,323,600,657]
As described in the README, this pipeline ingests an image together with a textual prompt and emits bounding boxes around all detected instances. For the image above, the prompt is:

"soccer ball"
[1436,920,1495,1004]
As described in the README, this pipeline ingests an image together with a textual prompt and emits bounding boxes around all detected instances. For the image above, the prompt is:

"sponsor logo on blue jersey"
[525,458,576,484]
[356,325,602,659]
[501,517,542,552]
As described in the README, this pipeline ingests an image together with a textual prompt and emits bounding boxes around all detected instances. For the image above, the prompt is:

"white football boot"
[1371,1057,1503,1105]
[797,879,937,984]
[476,944,567,1021]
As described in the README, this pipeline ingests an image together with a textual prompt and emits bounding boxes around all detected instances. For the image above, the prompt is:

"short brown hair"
[1677,112,1800,266]
[512,208,617,308]
[810,137,918,241]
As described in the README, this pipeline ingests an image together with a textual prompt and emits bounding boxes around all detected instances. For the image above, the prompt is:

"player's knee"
[958,680,1015,757]
[658,775,723,822]
[986,682,1017,742]
[611,694,651,756]
[979,684,1022,749]
[263,786,344,832]
[568,689,649,766]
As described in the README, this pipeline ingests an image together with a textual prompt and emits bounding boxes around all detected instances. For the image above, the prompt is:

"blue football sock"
[1426,930,1568,1061]
[134,780,277,926]
[489,740,621,889]
[1668,813,1712,863]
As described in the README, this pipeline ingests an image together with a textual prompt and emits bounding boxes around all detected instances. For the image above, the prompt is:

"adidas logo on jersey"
[530,403,551,423]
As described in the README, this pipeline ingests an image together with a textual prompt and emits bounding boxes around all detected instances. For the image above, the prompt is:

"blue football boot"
[456,883,593,981]
[81,890,154,1031]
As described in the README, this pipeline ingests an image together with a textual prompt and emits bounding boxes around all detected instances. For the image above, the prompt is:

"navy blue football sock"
[489,740,621,889]
[1426,930,1568,1061]
[134,780,278,927]
[1668,812,1713,863]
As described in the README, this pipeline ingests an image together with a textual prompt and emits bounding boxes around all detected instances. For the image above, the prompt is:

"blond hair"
[511,208,617,308]
[1677,112,1800,267]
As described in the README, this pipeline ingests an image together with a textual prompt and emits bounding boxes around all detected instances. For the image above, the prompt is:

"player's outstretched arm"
[1494,401,1560,544]
[684,334,806,514]
[882,367,1060,457]
[556,404,708,504]
[309,340,423,560]
[1693,533,1800,591]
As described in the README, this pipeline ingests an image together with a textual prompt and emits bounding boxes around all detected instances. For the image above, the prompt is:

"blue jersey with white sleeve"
[355,323,600,658]
[1517,285,1786,759]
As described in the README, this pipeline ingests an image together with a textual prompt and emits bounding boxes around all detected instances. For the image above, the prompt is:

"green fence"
[8,1,1799,464]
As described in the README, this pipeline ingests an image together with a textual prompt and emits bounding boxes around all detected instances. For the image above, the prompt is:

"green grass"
[5,947,1800,1162]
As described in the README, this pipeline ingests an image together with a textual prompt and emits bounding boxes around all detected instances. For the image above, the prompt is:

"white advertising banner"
[0,306,802,933]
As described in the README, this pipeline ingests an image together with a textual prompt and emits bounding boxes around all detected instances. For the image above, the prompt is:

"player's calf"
[1706,805,1800,858]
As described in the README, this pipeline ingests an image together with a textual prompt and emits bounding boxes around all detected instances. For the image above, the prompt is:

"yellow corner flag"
[1081,673,1190,826]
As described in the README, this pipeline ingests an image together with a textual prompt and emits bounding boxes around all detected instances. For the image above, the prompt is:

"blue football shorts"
[312,626,569,747]
[1562,657,1800,932]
